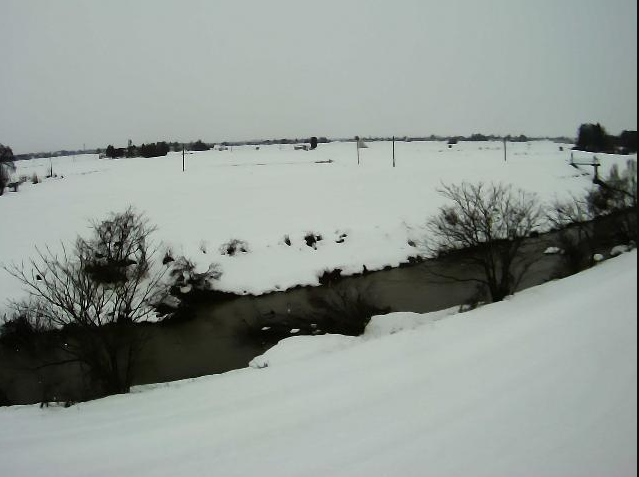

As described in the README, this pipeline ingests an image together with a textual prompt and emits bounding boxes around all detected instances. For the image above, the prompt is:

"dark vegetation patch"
[574,123,637,154]
[169,257,222,294]
[162,250,175,265]
[220,239,249,256]
[548,160,637,278]
[336,232,348,244]
[404,256,425,266]
[304,233,323,249]
[318,268,342,286]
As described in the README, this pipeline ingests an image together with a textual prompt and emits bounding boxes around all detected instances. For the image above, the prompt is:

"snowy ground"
[0,141,634,315]
[0,251,635,476]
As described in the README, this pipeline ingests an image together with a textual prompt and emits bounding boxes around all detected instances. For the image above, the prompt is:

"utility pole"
[182,146,185,172]
[356,137,360,166]
[392,136,396,168]
[503,137,508,162]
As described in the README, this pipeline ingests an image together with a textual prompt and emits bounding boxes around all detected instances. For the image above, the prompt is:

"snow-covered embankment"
[0,251,636,476]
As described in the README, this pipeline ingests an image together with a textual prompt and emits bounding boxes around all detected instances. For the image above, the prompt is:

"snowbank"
[0,252,635,477]
[248,309,458,369]
[1,141,633,315]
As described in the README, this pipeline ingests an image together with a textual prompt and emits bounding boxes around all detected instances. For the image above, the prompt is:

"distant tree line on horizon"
[14,149,99,162]
[350,134,565,144]
[105,142,171,159]
[574,123,637,155]
[11,126,639,162]
[103,138,332,157]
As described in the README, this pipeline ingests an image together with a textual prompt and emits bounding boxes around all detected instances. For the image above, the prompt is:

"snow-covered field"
[0,141,634,314]
[0,250,635,476]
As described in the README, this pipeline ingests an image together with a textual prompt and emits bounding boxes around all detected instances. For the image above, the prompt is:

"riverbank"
[1,251,635,476]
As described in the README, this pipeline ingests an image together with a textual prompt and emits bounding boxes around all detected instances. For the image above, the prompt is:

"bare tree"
[425,182,545,303]
[589,161,637,211]
[588,160,637,243]
[547,195,598,275]
[3,208,169,396]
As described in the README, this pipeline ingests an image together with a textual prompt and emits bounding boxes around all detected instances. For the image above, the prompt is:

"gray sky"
[1,0,637,153]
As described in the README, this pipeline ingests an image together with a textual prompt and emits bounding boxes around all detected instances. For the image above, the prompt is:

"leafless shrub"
[589,160,637,213]
[304,233,323,249]
[548,195,597,275]
[425,182,545,302]
[2,208,168,396]
[588,160,637,242]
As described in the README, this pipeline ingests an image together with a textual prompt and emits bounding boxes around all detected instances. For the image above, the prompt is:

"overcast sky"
[1,0,637,153]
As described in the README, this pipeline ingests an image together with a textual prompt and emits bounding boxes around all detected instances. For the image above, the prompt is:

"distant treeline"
[105,142,171,159]
[212,137,331,147]
[21,131,621,162]
[103,138,332,158]
[346,134,565,144]
[574,123,637,154]
[15,135,544,161]
[448,134,530,144]
[14,149,99,161]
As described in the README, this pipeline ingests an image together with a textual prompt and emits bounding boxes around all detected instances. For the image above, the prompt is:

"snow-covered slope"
[1,252,635,477]
[1,141,633,313]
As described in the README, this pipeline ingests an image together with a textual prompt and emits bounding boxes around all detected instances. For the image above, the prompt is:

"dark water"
[1,240,561,405]
[135,242,560,385]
